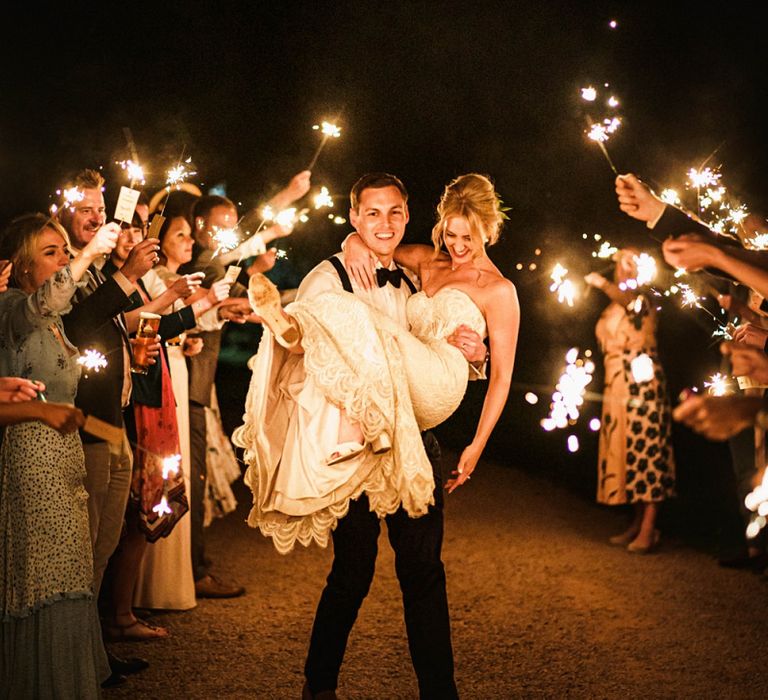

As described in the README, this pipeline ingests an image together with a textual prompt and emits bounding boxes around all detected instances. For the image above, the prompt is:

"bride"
[235,173,519,553]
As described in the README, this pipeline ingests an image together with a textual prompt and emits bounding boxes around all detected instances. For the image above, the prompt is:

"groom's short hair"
[350,173,408,211]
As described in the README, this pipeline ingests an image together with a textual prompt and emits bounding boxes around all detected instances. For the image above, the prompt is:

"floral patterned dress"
[0,267,109,697]
[595,295,676,505]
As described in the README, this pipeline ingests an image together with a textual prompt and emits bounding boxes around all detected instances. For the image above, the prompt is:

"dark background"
[2,1,764,546]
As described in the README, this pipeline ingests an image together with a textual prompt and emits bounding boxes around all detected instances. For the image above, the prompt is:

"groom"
[299,173,485,700]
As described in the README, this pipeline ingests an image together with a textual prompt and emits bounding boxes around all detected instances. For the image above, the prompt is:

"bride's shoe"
[326,434,392,466]
[248,273,301,348]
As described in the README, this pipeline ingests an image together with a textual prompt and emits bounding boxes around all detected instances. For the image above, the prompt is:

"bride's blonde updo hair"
[430,173,505,259]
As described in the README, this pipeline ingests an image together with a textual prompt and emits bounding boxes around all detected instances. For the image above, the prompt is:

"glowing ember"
[588,117,621,143]
[607,96,619,107]
[77,349,108,373]
[525,392,539,405]
[589,417,601,431]
[166,158,197,187]
[747,233,768,250]
[744,469,768,539]
[550,263,577,307]
[567,435,580,453]
[581,86,597,102]
[687,167,721,190]
[332,216,347,225]
[631,354,655,383]
[593,240,618,259]
[313,186,334,210]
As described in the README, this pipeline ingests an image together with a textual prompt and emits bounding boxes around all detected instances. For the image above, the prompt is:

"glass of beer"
[131,312,161,375]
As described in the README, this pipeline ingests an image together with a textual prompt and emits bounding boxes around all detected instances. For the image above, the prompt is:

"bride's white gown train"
[233,287,486,554]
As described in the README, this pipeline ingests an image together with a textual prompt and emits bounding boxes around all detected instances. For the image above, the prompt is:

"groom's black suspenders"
[326,256,417,295]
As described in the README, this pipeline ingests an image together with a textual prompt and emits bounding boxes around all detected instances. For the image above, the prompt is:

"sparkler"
[744,469,768,539]
[630,354,655,383]
[116,159,146,187]
[549,263,577,307]
[307,120,342,171]
[56,186,85,211]
[77,349,108,375]
[152,495,173,517]
[633,253,657,287]
[211,226,241,258]
[540,348,595,432]
[166,157,197,188]
[660,189,681,206]
[313,186,334,209]
[704,373,731,396]
[592,240,618,259]
[581,85,622,175]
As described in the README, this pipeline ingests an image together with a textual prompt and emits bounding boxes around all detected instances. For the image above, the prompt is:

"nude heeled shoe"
[248,273,301,349]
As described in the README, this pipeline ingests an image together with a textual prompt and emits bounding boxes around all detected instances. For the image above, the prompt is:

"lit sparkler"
[581,86,597,101]
[116,159,146,186]
[704,372,731,396]
[540,348,595,432]
[633,253,657,286]
[166,157,197,188]
[550,263,577,307]
[592,240,618,259]
[307,120,342,170]
[313,186,334,210]
[660,189,681,206]
[744,469,768,539]
[211,226,240,258]
[630,354,655,383]
[57,187,84,209]
[77,349,108,374]
[746,233,768,250]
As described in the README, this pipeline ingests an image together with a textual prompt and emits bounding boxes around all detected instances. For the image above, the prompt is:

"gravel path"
[108,454,768,699]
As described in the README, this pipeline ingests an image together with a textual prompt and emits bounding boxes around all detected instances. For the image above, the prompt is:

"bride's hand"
[343,233,377,290]
[446,443,482,493]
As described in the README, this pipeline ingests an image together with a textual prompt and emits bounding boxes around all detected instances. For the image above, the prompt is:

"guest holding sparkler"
[585,248,676,553]
[178,171,311,599]
[100,214,231,639]
[0,212,120,697]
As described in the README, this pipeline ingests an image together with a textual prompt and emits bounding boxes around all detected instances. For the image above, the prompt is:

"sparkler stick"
[586,117,619,175]
[306,121,341,171]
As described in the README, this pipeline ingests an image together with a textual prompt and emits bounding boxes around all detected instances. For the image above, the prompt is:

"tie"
[376,267,403,289]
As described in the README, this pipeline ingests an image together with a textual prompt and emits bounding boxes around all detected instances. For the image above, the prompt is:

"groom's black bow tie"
[376,267,404,289]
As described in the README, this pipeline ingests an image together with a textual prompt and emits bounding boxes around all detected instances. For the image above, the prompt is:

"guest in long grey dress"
[0,213,118,698]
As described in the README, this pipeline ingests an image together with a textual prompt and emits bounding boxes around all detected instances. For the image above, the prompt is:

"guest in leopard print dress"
[585,248,676,554]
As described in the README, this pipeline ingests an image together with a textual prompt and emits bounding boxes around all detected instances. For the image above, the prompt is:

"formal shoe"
[101,671,126,688]
[107,650,150,676]
[194,574,246,599]
[104,618,170,642]
[301,682,338,700]
[627,529,661,554]
[248,273,301,348]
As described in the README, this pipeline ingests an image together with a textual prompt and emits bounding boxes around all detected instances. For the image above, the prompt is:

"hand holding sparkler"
[270,170,312,211]
[247,249,278,275]
[722,341,768,385]
[206,279,232,304]
[615,174,667,224]
[121,238,161,283]
[730,322,768,349]
[82,223,121,259]
[661,235,723,272]
[0,377,44,403]
[169,272,205,300]
[673,393,763,441]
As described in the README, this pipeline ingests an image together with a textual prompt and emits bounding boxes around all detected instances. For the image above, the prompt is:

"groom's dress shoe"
[302,682,338,699]
[107,650,149,675]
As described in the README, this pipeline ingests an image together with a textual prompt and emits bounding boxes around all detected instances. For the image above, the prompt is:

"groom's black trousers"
[304,432,458,699]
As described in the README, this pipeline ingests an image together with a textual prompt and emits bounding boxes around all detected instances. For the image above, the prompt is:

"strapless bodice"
[407,288,487,343]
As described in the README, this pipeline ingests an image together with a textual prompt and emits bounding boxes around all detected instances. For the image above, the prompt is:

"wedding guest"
[0,212,117,696]
[585,249,676,553]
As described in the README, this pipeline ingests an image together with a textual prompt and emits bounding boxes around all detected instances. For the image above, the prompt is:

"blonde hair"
[0,214,71,287]
[430,173,505,258]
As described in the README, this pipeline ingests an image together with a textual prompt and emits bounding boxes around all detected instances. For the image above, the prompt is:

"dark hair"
[192,194,236,223]
[349,173,408,211]
[157,190,199,227]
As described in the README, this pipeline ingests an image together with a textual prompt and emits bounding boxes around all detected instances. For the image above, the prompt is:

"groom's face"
[350,186,409,265]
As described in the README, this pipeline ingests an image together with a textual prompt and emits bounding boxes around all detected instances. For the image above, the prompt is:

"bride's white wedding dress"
[233,287,486,554]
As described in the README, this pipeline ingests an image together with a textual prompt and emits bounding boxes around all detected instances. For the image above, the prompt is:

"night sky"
[2,1,764,521]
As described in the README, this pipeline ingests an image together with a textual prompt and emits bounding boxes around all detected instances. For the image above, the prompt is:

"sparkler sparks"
[313,186,334,210]
[313,121,342,138]
[581,86,597,102]
[211,226,240,257]
[587,117,622,143]
[704,373,731,397]
[540,348,595,432]
[633,253,657,286]
[550,263,577,307]
[746,233,768,250]
[77,349,108,374]
[116,159,145,185]
[660,189,681,206]
[592,240,618,259]
[57,187,84,209]
[166,157,197,188]
[744,469,768,539]
[687,167,721,190]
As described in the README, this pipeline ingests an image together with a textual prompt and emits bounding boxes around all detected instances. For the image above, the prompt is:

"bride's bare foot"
[248,273,301,349]
[608,527,640,546]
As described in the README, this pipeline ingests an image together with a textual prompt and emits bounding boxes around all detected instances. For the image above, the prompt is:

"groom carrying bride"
[235,173,488,699]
